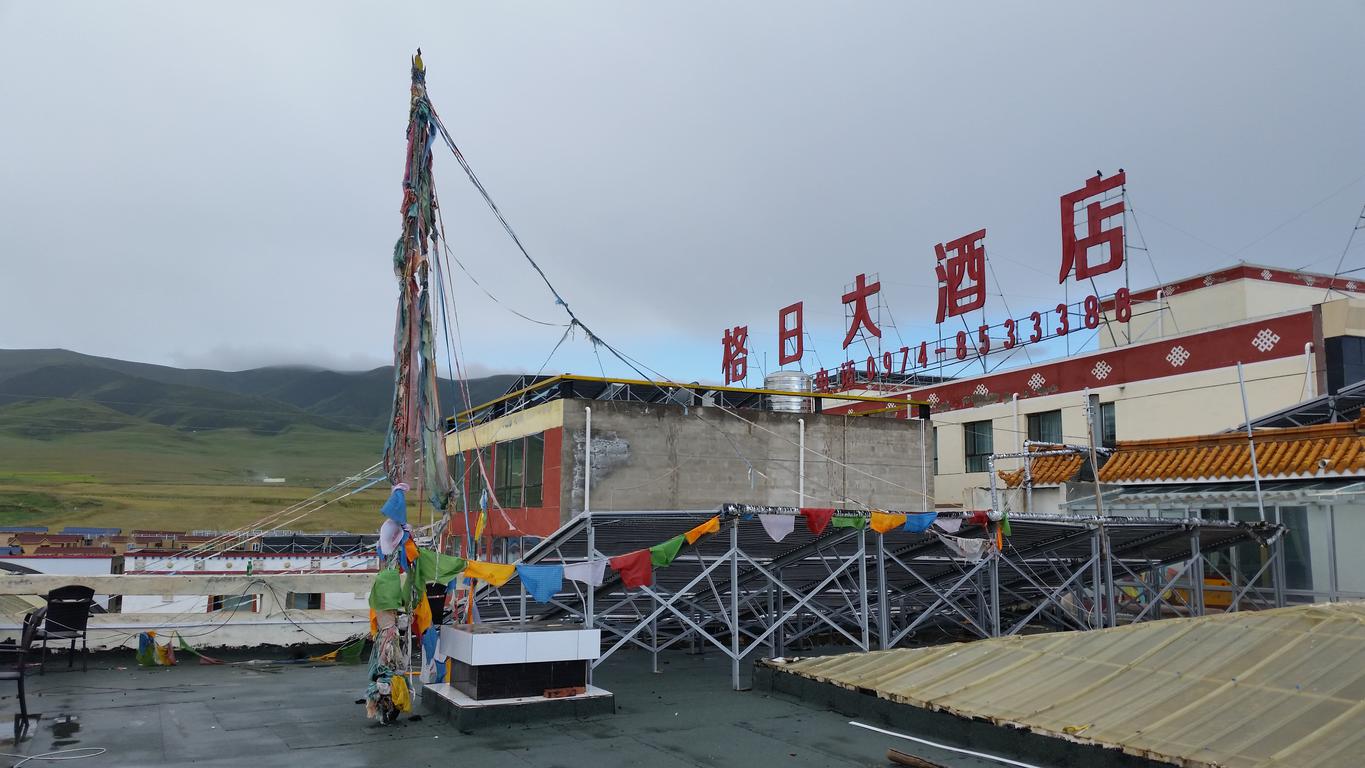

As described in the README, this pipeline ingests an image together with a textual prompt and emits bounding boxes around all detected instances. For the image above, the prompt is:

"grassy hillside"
[0,349,524,533]
[0,349,520,430]
[0,408,389,531]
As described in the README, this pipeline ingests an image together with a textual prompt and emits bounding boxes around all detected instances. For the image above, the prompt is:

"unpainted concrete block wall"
[556,400,930,519]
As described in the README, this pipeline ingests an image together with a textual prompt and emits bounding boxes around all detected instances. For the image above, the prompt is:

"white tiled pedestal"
[423,623,613,731]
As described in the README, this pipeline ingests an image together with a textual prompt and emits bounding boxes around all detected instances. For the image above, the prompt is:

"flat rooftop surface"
[1,647,1005,768]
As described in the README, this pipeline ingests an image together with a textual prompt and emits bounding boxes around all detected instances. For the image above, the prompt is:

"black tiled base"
[422,683,615,733]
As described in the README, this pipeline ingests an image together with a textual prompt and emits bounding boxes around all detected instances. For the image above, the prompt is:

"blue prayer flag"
[380,487,408,525]
[515,563,564,603]
[903,512,938,533]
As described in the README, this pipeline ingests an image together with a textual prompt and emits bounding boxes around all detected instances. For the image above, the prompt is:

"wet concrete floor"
[1,648,1003,767]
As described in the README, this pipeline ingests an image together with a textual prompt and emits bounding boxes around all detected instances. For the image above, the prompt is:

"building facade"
[910,266,1365,511]
[444,383,932,554]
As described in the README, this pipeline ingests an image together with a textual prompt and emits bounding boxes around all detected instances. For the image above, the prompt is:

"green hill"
[0,349,522,531]
[0,348,520,432]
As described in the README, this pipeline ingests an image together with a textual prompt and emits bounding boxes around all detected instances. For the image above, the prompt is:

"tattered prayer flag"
[412,589,433,636]
[870,512,907,534]
[1001,514,1012,537]
[759,513,795,543]
[564,559,607,587]
[684,516,721,544]
[941,535,988,563]
[831,515,865,529]
[650,534,686,567]
[799,507,836,535]
[903,512,938,533]
[610,549,653,588]
[463,560,516,587]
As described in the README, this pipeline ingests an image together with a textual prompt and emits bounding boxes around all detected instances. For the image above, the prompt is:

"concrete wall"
[557,400,931,515]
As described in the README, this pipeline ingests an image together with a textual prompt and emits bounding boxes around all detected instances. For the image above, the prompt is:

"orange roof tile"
[1098,416,1365,483]
[998,447,1087,488]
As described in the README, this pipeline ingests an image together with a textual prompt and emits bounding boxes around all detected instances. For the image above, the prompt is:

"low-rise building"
[910,265,1365,512]
[443,377,932,557]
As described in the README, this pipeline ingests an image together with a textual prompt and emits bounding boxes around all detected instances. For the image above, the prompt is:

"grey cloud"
[1,1,1362,380]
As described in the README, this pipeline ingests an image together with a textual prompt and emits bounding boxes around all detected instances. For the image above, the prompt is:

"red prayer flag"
[968,510,990,527]
[609,549,653,589]
[799,507,836,535]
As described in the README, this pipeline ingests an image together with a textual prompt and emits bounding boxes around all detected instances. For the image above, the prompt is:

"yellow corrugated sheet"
[774,602,1365,768]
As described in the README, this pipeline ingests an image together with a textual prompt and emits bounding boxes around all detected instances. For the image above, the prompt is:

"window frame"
[964,420,994,474]
[1026,410,1063,444]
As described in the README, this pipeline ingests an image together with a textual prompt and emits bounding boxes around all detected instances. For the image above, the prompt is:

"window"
[287,592,323,610]
[525,434,544,507]
[1026,410,1063,444]
[964,420,993,473]
[1100,402,1116,449]
[495,439,525,507]
[471,435,549,510]
[465,447,490,510]
[208,595,256,613]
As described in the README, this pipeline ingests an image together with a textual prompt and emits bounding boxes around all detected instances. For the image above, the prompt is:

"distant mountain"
[0,349,520,435]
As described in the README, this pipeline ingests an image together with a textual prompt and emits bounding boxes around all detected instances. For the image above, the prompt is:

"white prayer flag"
[378,519,404,558]
[933,517,964,534]
[941,534,987,562]
[759,513,795,543]
[563,559,608,587]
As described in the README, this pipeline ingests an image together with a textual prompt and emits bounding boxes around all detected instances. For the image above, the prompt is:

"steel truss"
[468,507,1284,690]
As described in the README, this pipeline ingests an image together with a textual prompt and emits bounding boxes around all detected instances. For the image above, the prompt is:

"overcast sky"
[2,2,1362,384]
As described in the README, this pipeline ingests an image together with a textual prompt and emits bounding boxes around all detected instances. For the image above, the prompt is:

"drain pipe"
[1237,363,1267,522]
[798,418,806,507]
[584,406,592,514]
[1303,342,1316,400]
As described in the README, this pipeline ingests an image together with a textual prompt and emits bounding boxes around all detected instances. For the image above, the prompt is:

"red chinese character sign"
[778,302,803,365]
[1059,171,1125,283]
[721,169,1141,393]
[841,273,881,349]
[721,325,748,385]
[935,229,987,323]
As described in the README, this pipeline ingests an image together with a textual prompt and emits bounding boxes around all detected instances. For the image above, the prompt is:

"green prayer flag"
[831,516,866,529]
[415,548,467,586]
[368,568,405,611]
[338,637,366,664]
[650,534,686,567]
[402,548,466,609]
[1001,514,1012,537]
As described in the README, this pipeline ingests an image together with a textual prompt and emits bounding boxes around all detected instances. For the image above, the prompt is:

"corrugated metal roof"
[769,602,1365,768]
[1099,417,1365,484]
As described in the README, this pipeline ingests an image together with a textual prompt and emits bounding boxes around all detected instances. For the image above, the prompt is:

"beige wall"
[445,399,565,456]
[1103,279,1348,348]
[931,355,1312,508]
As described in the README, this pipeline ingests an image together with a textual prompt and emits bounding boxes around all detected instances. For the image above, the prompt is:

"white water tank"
[765,371,814,413]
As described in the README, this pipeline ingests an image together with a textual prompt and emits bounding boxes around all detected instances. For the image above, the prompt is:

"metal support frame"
[465,508,1283,690]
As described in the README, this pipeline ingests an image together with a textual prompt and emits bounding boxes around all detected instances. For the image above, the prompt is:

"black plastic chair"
[0,609,43,739]
[39,586,94,672]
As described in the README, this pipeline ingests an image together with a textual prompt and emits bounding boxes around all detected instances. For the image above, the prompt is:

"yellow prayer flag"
[684,516,721,544]
[463,560,517,587]
[870,511,908,534]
